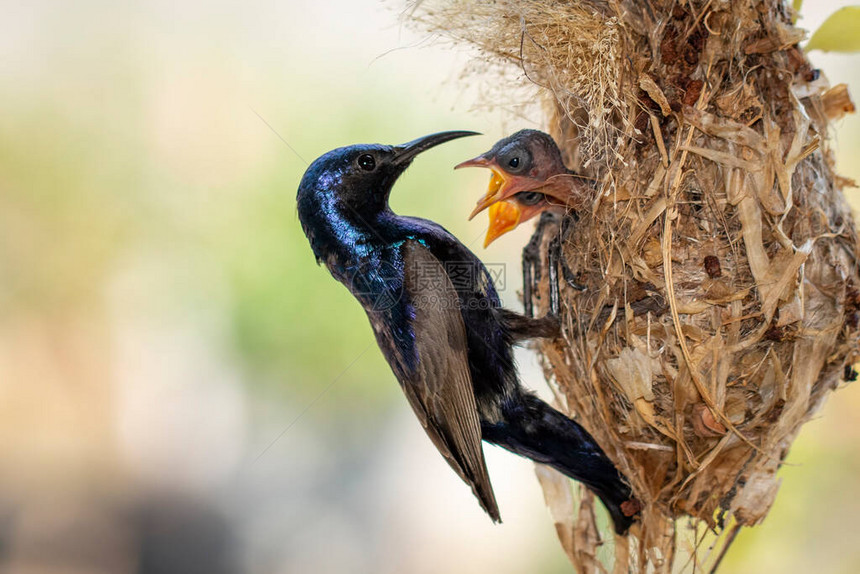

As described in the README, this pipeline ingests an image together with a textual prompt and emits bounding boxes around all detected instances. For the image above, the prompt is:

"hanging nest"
[410,0,860,571]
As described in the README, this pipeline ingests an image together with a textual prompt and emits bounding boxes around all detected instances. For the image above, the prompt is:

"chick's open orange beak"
[483,200,522,248]
[455,156,511,220]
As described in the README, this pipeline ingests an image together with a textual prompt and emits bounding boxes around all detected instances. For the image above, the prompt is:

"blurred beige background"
[0,1,858,572]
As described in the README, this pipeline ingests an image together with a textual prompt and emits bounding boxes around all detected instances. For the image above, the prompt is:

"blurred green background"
[0,1,858,572]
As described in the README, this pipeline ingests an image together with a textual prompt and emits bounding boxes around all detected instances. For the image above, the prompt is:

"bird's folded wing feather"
[400,240,500,522]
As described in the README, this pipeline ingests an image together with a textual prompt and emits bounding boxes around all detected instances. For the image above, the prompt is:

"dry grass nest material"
[411,0,860,571]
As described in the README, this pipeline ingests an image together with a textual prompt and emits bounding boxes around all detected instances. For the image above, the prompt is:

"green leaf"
[807,6,860,52]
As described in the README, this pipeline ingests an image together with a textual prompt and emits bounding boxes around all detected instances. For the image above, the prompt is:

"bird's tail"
[482,394,638,535]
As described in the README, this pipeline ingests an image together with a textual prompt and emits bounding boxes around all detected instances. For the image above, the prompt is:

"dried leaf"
[606,347,655,402]
[760,240,813,322]
[821,83,856,121]
[731,470,781,525]
[535,465,579,565]
[639,74,672,116]
[692,403,727,437]
[684,106,764,149]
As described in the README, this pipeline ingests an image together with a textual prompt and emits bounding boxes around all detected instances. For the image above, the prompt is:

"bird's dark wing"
[398,240,500,522]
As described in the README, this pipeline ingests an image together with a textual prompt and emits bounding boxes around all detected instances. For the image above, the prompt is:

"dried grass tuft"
[411,0,860,571]
[410,0,631,170]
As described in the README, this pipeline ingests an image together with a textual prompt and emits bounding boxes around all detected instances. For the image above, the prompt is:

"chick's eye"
[358,154,376,171]
[507,156,520,168]
[520,192,542,205]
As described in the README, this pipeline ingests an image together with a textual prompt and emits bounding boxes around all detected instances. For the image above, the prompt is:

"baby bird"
[455,129,593,226]
[459,130,591,316]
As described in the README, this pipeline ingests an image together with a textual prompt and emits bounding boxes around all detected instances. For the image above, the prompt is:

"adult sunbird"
[296,131,637,533]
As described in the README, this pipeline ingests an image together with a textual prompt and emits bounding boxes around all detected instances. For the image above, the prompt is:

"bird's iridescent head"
[455,129,569,220]
[297,131,480,225]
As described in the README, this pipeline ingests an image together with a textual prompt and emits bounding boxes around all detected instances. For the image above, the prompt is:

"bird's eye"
[358,154,376,171]
[508,156,520,168]
[519,191,542,205]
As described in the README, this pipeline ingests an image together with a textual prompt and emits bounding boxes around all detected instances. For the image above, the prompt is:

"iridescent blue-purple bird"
[296,131,638,533]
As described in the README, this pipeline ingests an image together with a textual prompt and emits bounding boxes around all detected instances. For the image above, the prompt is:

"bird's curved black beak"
[392,131,481,166]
